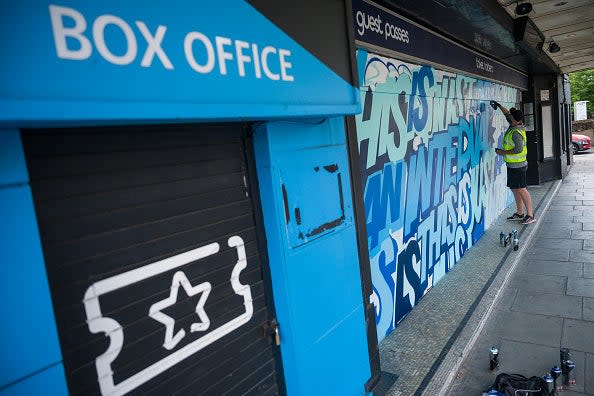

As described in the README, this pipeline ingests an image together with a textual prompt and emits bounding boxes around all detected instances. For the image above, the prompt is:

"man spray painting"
[491,100,535,225]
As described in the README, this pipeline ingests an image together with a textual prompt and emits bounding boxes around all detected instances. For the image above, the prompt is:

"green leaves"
[570,69,594,118]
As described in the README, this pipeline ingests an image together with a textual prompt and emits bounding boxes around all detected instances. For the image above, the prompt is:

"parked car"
[572,133,591,154]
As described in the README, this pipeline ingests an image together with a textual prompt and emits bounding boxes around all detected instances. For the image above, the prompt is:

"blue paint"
[0,1,359,124]
[356,53,521,340]
[282,151,348,247]
[0,364,67,396]
[254,118,371,395]
[0,131,65,390]
[0,130,28,185]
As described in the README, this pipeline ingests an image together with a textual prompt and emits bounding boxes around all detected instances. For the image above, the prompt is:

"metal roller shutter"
[22,124,282,396]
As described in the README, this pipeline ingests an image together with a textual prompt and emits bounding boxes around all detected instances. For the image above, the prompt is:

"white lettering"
[136,22,173,69]
[251,43,262,79]
[235,40,251,77]
[356,10,397,38]
[184,32,215,73]
[93,15,137,65]
[261,46,279,81]
[279,49,294,81]
[49,5,92,60]
[384,22,409,43]
[215,36,233,75]
[47,6,295,83]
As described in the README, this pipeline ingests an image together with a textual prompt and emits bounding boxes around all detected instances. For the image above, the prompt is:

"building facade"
[0,1,571,395]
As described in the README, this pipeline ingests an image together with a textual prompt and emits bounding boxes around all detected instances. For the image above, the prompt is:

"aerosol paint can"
[565,359,576,386]
[543,373,554,395]
[500,232,505,247]
[551,365,562,392]
[484,390,502,396]
[489,346,499,371]
[512,230,519,251]
[560,347,570,364]
[560,348,571,387]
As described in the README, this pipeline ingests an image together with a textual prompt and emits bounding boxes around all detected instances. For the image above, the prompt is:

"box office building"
[0,1,573,395]
[0,2,373,395]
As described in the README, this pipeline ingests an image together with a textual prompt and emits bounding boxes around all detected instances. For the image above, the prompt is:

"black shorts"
[507,166,527,189]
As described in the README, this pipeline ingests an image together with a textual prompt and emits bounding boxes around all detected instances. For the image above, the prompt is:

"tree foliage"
[569,69,594,119]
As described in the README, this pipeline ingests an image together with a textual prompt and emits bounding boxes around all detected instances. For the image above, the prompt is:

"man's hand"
[495,148,505,155]
[490,100,500,110]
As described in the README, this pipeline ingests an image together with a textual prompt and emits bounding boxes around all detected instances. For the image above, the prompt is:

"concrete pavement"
[447,151,594,395]
[376,151,594,395]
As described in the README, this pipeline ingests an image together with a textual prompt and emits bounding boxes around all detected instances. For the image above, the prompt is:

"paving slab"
[479,310,563,347]
[571,230,594,240]
[587,353,594,395]
[562,320,594,353]
[511,293,582,319]
[529,238,583,251]
[584,298,594,322]
[508,273,567,295]
[567,277,594,298]
[523,247,570,262]
[534,228,573,239]
[575,213,594,222]
[584,264,594,278]
[550,201,582,207]
[571,250,594,263]
[584,240,594,250]
[516,259,582,277]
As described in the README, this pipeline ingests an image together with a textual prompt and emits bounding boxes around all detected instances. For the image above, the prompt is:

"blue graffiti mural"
[356,51,519,341]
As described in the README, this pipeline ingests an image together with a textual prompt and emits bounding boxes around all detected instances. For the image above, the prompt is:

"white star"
[149,271,212,350]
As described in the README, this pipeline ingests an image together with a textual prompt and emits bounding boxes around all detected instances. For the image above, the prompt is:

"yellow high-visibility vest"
[502,126,527,164]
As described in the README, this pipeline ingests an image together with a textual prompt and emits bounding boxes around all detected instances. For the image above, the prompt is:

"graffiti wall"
[355,50,520,341]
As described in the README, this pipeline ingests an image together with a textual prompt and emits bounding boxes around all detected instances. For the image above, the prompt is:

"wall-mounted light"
[515,2,533,15]
[548,41,561,53]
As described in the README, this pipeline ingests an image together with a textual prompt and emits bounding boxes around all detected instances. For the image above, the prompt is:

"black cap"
[510,108,524,122]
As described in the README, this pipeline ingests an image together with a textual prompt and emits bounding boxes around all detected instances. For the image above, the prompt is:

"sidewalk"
[376,153,594,395]
[447,152,594,395]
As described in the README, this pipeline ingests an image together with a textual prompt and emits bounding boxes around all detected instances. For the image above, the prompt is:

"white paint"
[136,22,174,69]
[184,32,215,74]
[49,5,92,60]
[149,271,212,350]
[215,36,233,75]
[279,49,294,81]
[83,236,253,396]
[47,4,295,82]
[92,14,137,65]
[235,40,251,77]
[261,46,280,80]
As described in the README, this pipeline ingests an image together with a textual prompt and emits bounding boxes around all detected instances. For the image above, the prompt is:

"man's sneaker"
[521,215,536,225]
[507,212,524,221]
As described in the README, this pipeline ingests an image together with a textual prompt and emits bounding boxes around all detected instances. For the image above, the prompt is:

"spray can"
[482,390,503,396]
[551,365,562,392]
[500,232,505,247]
[489,346,499,371]
[561,348,570,386]
[560,347,570,364]
[512,229,519,251]
[565,359,576,385]
[543,373,554,395]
